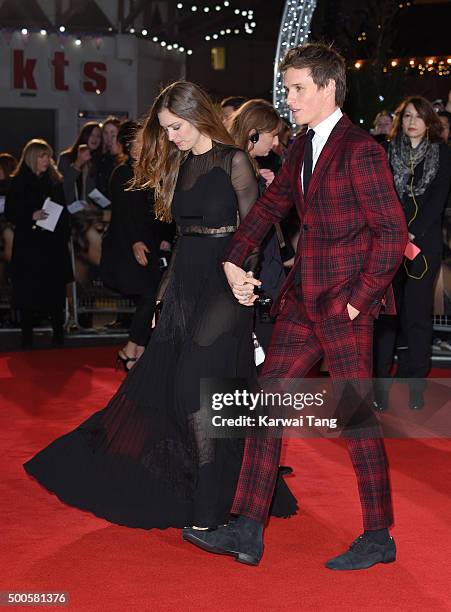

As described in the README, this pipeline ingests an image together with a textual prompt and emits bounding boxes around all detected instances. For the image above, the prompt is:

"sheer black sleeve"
[156,234,178,302]
[230,150,260,274]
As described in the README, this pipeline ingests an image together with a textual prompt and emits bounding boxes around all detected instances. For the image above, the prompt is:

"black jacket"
[393,142,451,254]
[5,164,73,309]
[100,162,161,296]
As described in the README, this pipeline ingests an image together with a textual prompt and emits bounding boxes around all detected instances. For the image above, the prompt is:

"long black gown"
[24,143,297,529]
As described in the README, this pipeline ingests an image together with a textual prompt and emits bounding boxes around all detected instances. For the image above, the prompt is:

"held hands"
[32,209,49,221]
[133,241,149,266]
[223,262,261,306]
[223,261,359,314]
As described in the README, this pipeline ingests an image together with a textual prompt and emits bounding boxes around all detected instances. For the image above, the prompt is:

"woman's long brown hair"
[62,121,102,162]
[131,80,235,221]
[228,99,282,175]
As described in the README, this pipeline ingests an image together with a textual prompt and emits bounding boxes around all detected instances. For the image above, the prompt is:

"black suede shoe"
[326,534,396,570]
[182,519,263,566]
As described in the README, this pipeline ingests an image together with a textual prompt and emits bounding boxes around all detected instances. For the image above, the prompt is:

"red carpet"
[1,347,450,611]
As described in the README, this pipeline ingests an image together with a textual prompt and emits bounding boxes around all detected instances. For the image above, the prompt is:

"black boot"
[183,516,264,566]
[325,533,396,570]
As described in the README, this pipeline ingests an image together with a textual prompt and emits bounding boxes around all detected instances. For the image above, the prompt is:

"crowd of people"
[13,42,451,572]
[0,116,171,353]
[1,84,450,380]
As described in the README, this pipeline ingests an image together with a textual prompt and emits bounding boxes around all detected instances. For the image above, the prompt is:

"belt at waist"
[177,224,237,237]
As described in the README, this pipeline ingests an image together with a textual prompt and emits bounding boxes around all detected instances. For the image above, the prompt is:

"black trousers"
[374,250,442,378]
[128,294,156,346]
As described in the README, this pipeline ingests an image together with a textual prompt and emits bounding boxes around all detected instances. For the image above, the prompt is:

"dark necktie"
[302,129,315,197]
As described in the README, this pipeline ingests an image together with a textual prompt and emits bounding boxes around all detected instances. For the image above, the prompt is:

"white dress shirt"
[301,107,343,190]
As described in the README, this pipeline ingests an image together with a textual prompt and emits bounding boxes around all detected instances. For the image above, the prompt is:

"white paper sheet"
[67,199,86,214]
[35,198,63,232]
[0,196,5,214]
[88,188,111,208]
[253,333,266,366]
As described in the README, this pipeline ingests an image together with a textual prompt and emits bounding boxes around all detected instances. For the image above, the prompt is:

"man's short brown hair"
[279,43,347,107]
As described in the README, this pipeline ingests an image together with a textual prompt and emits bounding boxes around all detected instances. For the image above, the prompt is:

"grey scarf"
[389,134,439,198]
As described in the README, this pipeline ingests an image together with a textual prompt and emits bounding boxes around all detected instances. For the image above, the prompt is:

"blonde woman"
[5,140,72,348]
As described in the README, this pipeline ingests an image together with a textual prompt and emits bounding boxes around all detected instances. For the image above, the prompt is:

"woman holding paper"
[5,139,72,348]
[373,96,451,408]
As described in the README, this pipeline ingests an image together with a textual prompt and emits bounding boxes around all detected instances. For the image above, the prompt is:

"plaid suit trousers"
[231,294,394,530]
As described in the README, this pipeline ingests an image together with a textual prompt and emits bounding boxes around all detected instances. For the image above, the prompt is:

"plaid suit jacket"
[225,114,408,321]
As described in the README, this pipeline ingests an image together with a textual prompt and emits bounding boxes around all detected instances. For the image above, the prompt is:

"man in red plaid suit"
[184,43,408,569]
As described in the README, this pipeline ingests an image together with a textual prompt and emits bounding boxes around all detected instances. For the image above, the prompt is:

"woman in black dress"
[5,140,72,347]
[24,82,297,530]
[374,96,451,408]
[100,121,161,370]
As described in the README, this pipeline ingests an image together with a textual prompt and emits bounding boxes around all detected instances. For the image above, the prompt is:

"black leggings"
[128,295,156,346]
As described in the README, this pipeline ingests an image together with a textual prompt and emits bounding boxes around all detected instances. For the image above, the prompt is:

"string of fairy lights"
[0,0,258,56]
[273,0,317,121]
[353,57,451,77]
[2,0,449,79]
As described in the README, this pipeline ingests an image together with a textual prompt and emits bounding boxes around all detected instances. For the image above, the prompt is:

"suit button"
[303,224,308,230]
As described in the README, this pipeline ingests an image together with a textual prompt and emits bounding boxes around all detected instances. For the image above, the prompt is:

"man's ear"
[324,79,336,100]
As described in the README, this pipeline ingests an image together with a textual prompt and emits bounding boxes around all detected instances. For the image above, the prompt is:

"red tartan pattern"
[231,307,394,529]
[224,114,408,321]
[227,116,404,528]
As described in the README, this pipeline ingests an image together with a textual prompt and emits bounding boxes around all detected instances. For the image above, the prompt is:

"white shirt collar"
[309,107,343,142]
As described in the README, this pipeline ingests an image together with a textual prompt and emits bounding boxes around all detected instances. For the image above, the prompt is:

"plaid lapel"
[303,114,352,211]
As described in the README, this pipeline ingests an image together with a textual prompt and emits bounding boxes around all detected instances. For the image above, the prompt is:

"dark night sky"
[310,0,451,57]
[1,0,449,104]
